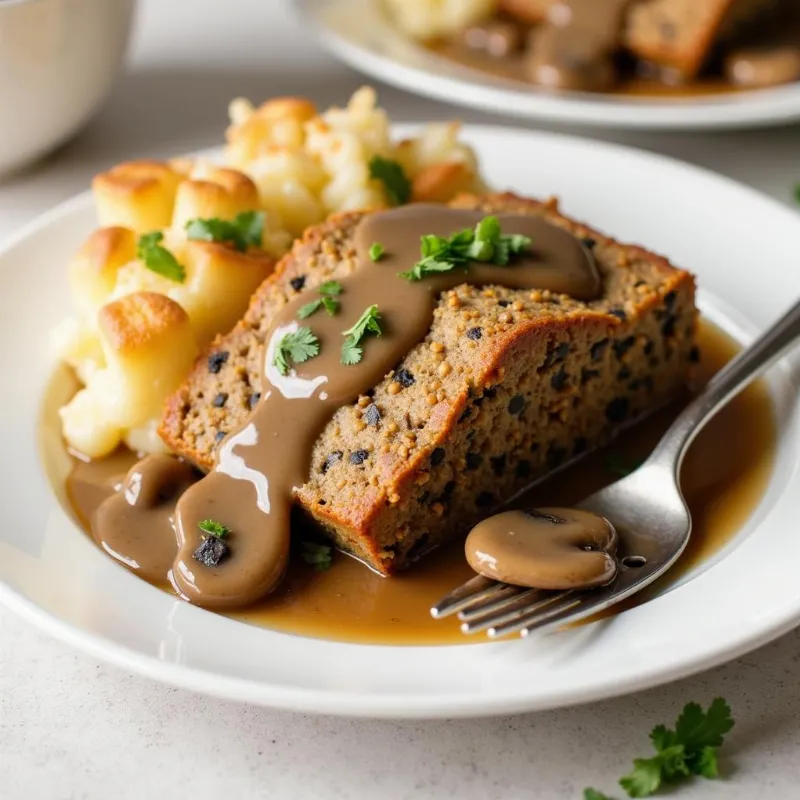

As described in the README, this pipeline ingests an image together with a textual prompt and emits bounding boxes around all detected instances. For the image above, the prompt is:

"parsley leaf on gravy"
[399,215,531,281]
[273,327,321,376]
[341,304,382,365]
[198,519,231,539]
[319,280,343,295]
[297,281,343,319]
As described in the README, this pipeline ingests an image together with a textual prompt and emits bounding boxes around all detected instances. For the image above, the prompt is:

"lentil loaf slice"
[160,193,697,575]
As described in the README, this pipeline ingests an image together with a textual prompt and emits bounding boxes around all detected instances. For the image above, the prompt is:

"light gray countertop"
[3,2,800,797]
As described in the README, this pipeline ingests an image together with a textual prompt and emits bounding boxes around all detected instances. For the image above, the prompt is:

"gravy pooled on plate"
[63,322,776,644]
[90,454,196,582]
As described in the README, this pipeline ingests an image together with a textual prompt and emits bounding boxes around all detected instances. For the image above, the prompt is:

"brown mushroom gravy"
[62,320,776,644]
[426,2,800,97]
[465,507,618,589]
[92,454,196,582]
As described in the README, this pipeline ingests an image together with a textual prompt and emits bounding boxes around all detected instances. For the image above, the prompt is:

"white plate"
[2,127,800,719]
[297,0,800,130]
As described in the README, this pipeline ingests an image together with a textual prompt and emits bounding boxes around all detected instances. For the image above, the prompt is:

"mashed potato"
[54,87,487,458]
[225,86,484,233]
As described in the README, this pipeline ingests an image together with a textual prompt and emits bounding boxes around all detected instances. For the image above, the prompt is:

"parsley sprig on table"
[584,698,734,799]
[400,215,532,281]
[341,305,382,365]
[301,541,332,571]
[272,327,320,376]
[369,156,412,206]
[137,232,185,282]
[185,210,264,252]
[297,280,343,319]
[198,519,230,539]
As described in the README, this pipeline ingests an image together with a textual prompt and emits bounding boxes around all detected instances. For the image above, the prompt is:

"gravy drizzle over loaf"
[106,205,598,609]
[92,455,195,581]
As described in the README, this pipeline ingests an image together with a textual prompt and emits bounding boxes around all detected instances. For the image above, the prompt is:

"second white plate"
[297,0,800,130]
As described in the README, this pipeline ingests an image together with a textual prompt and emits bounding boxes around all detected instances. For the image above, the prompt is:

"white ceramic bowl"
[0,0,135,176]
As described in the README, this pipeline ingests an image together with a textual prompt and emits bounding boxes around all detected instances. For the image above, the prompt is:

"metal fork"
[432,297,800,639]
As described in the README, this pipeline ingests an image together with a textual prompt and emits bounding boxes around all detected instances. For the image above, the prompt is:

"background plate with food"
[298,0,800,129]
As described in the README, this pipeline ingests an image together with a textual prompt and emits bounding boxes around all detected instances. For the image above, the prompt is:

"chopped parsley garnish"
[369,242,385,261]
[319,280,343,295]
[297,280,343,319]
[341,304,382,365]
[301,541,332,571]
[136,232,185,282]
[399,215,531,281]
[298,297,338,318]
[794,184,800,204]
[585,699,734,799]
[185,210,264,252]
[273,327,320,376]
[604,453,644,478]
[198,519,230,539]
[369,156,411,206]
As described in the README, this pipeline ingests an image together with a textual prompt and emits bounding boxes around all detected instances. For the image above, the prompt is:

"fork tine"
[461,589,569,634]
[518,590,619,637]
[498,564,648,637]
[458,587,539,624]
[488,594,584,638]
[430,575,503,619]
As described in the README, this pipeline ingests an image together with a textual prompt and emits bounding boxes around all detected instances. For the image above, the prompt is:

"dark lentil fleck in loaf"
[160,193,697,575]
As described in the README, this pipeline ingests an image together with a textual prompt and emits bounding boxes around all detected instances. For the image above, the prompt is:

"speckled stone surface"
[3,2,800,798]
[5,611,800,799]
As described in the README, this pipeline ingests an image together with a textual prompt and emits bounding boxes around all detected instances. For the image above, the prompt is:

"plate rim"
[3,125,800,718]
[295,0,800,131]
[5,575,800,719]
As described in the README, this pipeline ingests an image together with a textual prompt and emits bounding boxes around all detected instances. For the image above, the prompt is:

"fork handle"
[649,297,800,473]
